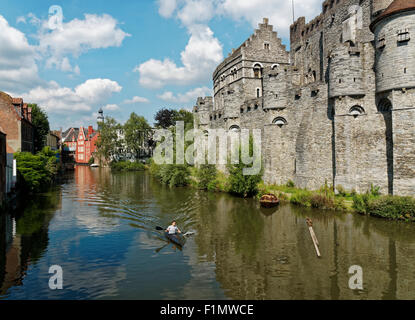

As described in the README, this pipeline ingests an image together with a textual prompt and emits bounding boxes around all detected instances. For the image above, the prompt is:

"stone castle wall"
[193,0,415,196]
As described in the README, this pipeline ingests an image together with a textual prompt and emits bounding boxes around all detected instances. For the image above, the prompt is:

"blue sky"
[0,0,322,130]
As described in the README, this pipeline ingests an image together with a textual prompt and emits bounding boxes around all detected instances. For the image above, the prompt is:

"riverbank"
[148,161,415,222]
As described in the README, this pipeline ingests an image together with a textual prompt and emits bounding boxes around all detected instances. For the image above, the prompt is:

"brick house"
[0,92,34,154]
[0,129,6,203]
[75,126,99,164]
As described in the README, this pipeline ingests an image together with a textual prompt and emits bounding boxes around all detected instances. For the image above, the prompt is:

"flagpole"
[292,0,295,23]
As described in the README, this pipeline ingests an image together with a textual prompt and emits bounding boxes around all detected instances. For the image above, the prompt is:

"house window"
[78,154,84,160]
[240,108,244,113]
[397,29,410,42]
[78,146,84,152]
[264,43,270,50]
[229,125,241,132]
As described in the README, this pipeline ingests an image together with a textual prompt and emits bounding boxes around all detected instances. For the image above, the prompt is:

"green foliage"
[154,108,176,129]
[14,147,59,192]
[110,161,145,172]
[286,180,295,188]
[96,117,122,162]
[368,196,415,221]
[28,104,50,153]
[196,164,217,191]
[154,108,194,130]
[173,109,194,131]
[352,193,375,214]
[124,112,152,159]
[227,162,262,198]
[150,161,190,187]
[370,184,381,197]
[290,189,313,207]
[336,185,347,197]
[88,156,95,165]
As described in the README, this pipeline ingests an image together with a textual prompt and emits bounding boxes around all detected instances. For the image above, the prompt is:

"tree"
[28,104,50,153]
[173,109,194,131]
[124,112,151,160]
[154,108,176,128]
[96,117,122,162]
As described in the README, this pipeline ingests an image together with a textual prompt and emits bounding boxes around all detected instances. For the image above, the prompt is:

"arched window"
[349,105,365,117]
[272,117,287,127]
[203,130,209,137]
[253,63,263,78]
[271,64,280,70]
[229,125,241,132]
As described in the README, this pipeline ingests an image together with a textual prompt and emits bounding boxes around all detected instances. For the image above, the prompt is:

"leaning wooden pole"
[306,218,321,258]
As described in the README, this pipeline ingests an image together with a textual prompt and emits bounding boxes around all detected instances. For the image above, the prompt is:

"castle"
[193,0,415,196]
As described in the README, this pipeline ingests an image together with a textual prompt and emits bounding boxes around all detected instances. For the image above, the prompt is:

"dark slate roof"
[371,0,415,31]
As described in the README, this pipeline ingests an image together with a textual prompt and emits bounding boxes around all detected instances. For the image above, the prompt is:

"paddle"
[155,226,194,237]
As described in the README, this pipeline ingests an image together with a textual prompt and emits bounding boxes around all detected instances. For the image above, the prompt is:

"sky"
[0,0,323,130]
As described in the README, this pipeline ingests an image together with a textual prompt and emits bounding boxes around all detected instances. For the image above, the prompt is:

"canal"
[1,166,415,300]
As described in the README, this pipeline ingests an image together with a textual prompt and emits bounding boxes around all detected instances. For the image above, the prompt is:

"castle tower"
[370,0,415,195]
[193,97,212,131]
[371,0,415,93]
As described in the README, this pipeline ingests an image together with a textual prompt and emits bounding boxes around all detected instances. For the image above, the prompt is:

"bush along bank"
[14,147,60,193]
[110,161,146,172]
[258,180,347,211]
[149,160,415,222]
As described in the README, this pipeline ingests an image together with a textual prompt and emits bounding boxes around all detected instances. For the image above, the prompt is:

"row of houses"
[0,92,35,204]
[61,126,99,165]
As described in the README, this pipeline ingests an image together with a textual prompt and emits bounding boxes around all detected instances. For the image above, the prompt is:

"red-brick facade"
[70,126,99,164]
[0,92,34,154]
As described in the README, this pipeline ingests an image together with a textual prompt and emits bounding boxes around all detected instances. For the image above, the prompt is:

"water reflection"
[0,187,62,296]
[1,167,415,300]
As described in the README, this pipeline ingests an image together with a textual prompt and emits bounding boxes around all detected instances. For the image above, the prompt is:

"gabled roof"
[371,0,415,31]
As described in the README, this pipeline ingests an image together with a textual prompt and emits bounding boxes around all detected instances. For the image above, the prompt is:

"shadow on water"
[0,186,62,298]
[2,166,415,300]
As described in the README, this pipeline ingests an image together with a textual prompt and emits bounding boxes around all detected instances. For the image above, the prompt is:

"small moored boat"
[165,232,186,247]
[260,194,280,208]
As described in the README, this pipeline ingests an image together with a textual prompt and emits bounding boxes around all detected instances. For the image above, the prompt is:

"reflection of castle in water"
[0,188,62,297]
[192,193,415,299]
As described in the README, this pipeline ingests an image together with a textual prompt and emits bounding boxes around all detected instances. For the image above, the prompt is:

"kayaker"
[166,221,182,235]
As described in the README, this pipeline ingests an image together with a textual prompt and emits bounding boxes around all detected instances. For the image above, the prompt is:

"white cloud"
[16,16,26,24]
[123,96,149,104]
[219,0,322,38]
[158,0,178,18]
[0,15,42,92]
[20,78,122,114]
[136,24,222,89]
[103,104,120,111]
[37,13,130,74]
[177,0,215,27]
[158,86,212,103]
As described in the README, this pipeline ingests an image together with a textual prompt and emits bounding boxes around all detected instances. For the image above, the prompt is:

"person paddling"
[166,221,182,235]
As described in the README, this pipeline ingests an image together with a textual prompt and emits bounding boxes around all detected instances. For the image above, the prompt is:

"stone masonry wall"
[193,0,415,196]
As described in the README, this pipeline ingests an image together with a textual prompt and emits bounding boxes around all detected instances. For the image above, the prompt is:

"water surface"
[1,166,415,300]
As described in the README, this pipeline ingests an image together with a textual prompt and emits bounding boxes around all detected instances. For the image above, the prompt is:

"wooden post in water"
[306,218,321,258]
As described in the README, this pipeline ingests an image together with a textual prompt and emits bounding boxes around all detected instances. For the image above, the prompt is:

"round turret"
[371,0,415,93]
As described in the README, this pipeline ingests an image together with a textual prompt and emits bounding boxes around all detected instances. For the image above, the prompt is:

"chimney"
[28,107,32,122]
[23,103,28,119]
[263,18,269,25]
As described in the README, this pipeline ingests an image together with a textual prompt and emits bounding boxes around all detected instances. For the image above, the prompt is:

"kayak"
[165,232,186,247]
